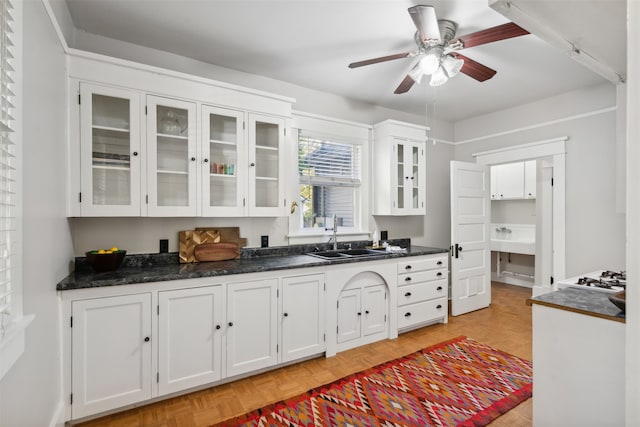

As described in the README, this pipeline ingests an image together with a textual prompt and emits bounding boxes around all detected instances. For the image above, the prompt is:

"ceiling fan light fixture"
[441,54,464,77]
[419,47,442,75]
[429,66,449,86]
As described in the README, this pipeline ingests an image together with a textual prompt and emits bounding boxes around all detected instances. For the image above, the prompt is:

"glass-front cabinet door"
[146,96,197,216]
[79,83,141,216]
[394,140,425,214]
[201,106,245,216]
[248,114,285,216]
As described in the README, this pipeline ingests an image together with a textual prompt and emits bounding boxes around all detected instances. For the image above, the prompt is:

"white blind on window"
[0,0,15,328]
[298,135,361,186]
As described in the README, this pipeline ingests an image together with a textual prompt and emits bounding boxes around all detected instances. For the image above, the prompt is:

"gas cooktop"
[557,270,626,293]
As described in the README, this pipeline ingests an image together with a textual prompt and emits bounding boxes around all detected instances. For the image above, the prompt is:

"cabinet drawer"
[397,256,447,273]
[397,280,447,306]
[398,298,447,329]
[398,268,447,285]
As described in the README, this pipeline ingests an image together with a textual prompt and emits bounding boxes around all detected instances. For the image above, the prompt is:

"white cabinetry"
[147,96,198,216]
[491,160,537,200]
[396,255,448,331]
[71,293,152,419]
[373,120,428,215]
[524,160,536,199]
[78,83,141,216]
[225,279,279,377]
[281,273,325,362]
[157,286,223,396]
[336,272,388,352]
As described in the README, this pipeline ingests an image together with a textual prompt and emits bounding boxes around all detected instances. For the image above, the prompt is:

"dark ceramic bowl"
[85,250,127,272]
[608,290,626,313]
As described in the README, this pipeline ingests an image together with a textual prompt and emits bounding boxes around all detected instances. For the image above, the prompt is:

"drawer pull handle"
[283,313,288,317]
[365,310,370,314]
[405,265,412,270]
[228,322,233,327]
[357,312,362,316]
[144,336,150,343]
[436,272,442,277]
[404,312,411,317]
[405,277,412,282]
[437,260,443,265]
[436,304,442,309]
[437,286,443,291]
[215,325,221,330]
[405,292,412,297]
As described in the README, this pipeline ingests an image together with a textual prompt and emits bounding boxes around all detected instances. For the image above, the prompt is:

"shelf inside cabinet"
[92,124,130,134]
[156,132,189,140]
[256,176,278,182]
[210,139,236,146]
[157,169,189,176]
[255,145,278,151]
[210,173,236,179]
[93,164,131,171]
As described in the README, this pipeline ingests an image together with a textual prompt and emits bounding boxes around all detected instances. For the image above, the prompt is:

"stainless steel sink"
[307,248,387,260]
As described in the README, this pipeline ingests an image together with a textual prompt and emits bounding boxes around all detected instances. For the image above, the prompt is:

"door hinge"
[336,325,338,333]
[145,105,148,115]
[336,301,339,308]
[277,289,279,298]
[384,314,387,322]
[243,121,246,130]
[146,195,149,204]
[78,94,81,105]
[323,333,326,342]
[284,128,287,136]
[551,178,554,186]
[78,192,82,203]
[550,276,554,285]
[70,393,73,405]
[157,305,159,315]
[70,316,73,328]
[276,344,279,353]
[243,198,246,207]
[284,198,286,207]
[323,282,326,291]
[157,372,159,383]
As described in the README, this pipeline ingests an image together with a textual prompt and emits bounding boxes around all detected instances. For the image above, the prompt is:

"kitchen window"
[298,134,362,231]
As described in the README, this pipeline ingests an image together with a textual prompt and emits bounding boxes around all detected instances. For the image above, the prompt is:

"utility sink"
[307,248,387,260]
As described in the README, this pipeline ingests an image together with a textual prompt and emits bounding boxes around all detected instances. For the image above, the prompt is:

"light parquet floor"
[76,282,533,427]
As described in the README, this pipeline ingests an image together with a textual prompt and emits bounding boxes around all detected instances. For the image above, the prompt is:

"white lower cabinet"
[71,293,153,419]
[337,282,387,347]
[158,286,223,396]
[281,273,325,363]
[225,279,279,377]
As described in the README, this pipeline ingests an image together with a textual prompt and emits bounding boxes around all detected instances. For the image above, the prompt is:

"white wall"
[455,83,624,277]
[491,200,536,225]
[0,1,72,426]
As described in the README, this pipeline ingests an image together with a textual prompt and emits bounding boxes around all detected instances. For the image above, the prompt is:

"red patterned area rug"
[212,336,532,427]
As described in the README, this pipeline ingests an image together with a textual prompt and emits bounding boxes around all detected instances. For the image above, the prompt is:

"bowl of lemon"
[85,247,127,272]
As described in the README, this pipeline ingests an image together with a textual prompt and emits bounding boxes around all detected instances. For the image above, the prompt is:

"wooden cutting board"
[194,242,240,262]
[179,227,246,263]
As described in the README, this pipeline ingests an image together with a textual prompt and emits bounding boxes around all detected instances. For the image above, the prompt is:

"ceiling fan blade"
[394,74,417,94]
[452,22,529,49]
[348,52,413,69]
[408,5,441,44]
[450,53,497,82]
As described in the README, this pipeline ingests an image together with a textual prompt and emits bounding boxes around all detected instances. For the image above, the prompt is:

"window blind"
[298,136,361,185]
[0,0,15,334]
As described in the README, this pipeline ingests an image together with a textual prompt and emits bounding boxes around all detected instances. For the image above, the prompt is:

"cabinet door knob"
[405,176,409,180]
[405,277,411,282]
[215,325,221,330]
[204,158,209,163]
[283,312,288,317]
[410,176,414,180]
[405,292,412,297]
[436,272,442,277]
[365,310,370,314]
[191,157,196,161]
[437,261,443,265]
[405,265,412,270]
[436,304,442,309]
[228,322,233,327]
[404,312,411,317]
[144,337,150,342]
[250,162,256,167]
[132,151,138,156]
[458,246,463,252]
[357,312,362,316]
[437,286,443,291]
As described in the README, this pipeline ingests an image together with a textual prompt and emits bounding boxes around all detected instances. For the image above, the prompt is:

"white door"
[362,284,386,336]
[337,288,361,344]
[158,286,223,396]
[71,293,152,418]
[226,279,278,377]
[281,274,325,363]
[450,161,491,316]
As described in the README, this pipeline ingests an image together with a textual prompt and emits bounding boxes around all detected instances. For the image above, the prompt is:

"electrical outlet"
[159,239,169,253]
[261,235,269,248]
[380,230,388,241]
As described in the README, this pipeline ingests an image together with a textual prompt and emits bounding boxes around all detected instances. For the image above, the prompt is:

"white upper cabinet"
[490,161,536,200]
[373,120,427,215]
[68,55,292,218]
[78,83,142,216]
[146,96,198,216]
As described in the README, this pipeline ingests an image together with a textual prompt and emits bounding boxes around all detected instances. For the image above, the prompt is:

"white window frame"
[287,112,371,244]
[0,0,31,382]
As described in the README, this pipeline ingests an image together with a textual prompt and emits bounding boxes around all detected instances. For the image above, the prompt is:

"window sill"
[0,314,35,381]
[287,231,371,245]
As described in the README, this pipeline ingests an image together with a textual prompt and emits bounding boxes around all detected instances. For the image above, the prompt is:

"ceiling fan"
[348,5,529,93]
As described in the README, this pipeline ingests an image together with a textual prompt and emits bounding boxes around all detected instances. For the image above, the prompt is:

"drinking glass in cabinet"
[157,106,188,136]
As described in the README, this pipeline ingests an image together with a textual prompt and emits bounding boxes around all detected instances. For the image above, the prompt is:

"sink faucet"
[326,214,338,250]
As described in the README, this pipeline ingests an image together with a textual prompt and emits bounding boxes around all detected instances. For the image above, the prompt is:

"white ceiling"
[63,0,624,123]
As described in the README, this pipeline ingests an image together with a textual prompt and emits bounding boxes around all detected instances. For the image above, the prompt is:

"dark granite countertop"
[57,242,448,291]
[527,287,625,323]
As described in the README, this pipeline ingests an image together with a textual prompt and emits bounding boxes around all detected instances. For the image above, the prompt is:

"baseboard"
[49,400,65,427]
[491,273,534,288]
